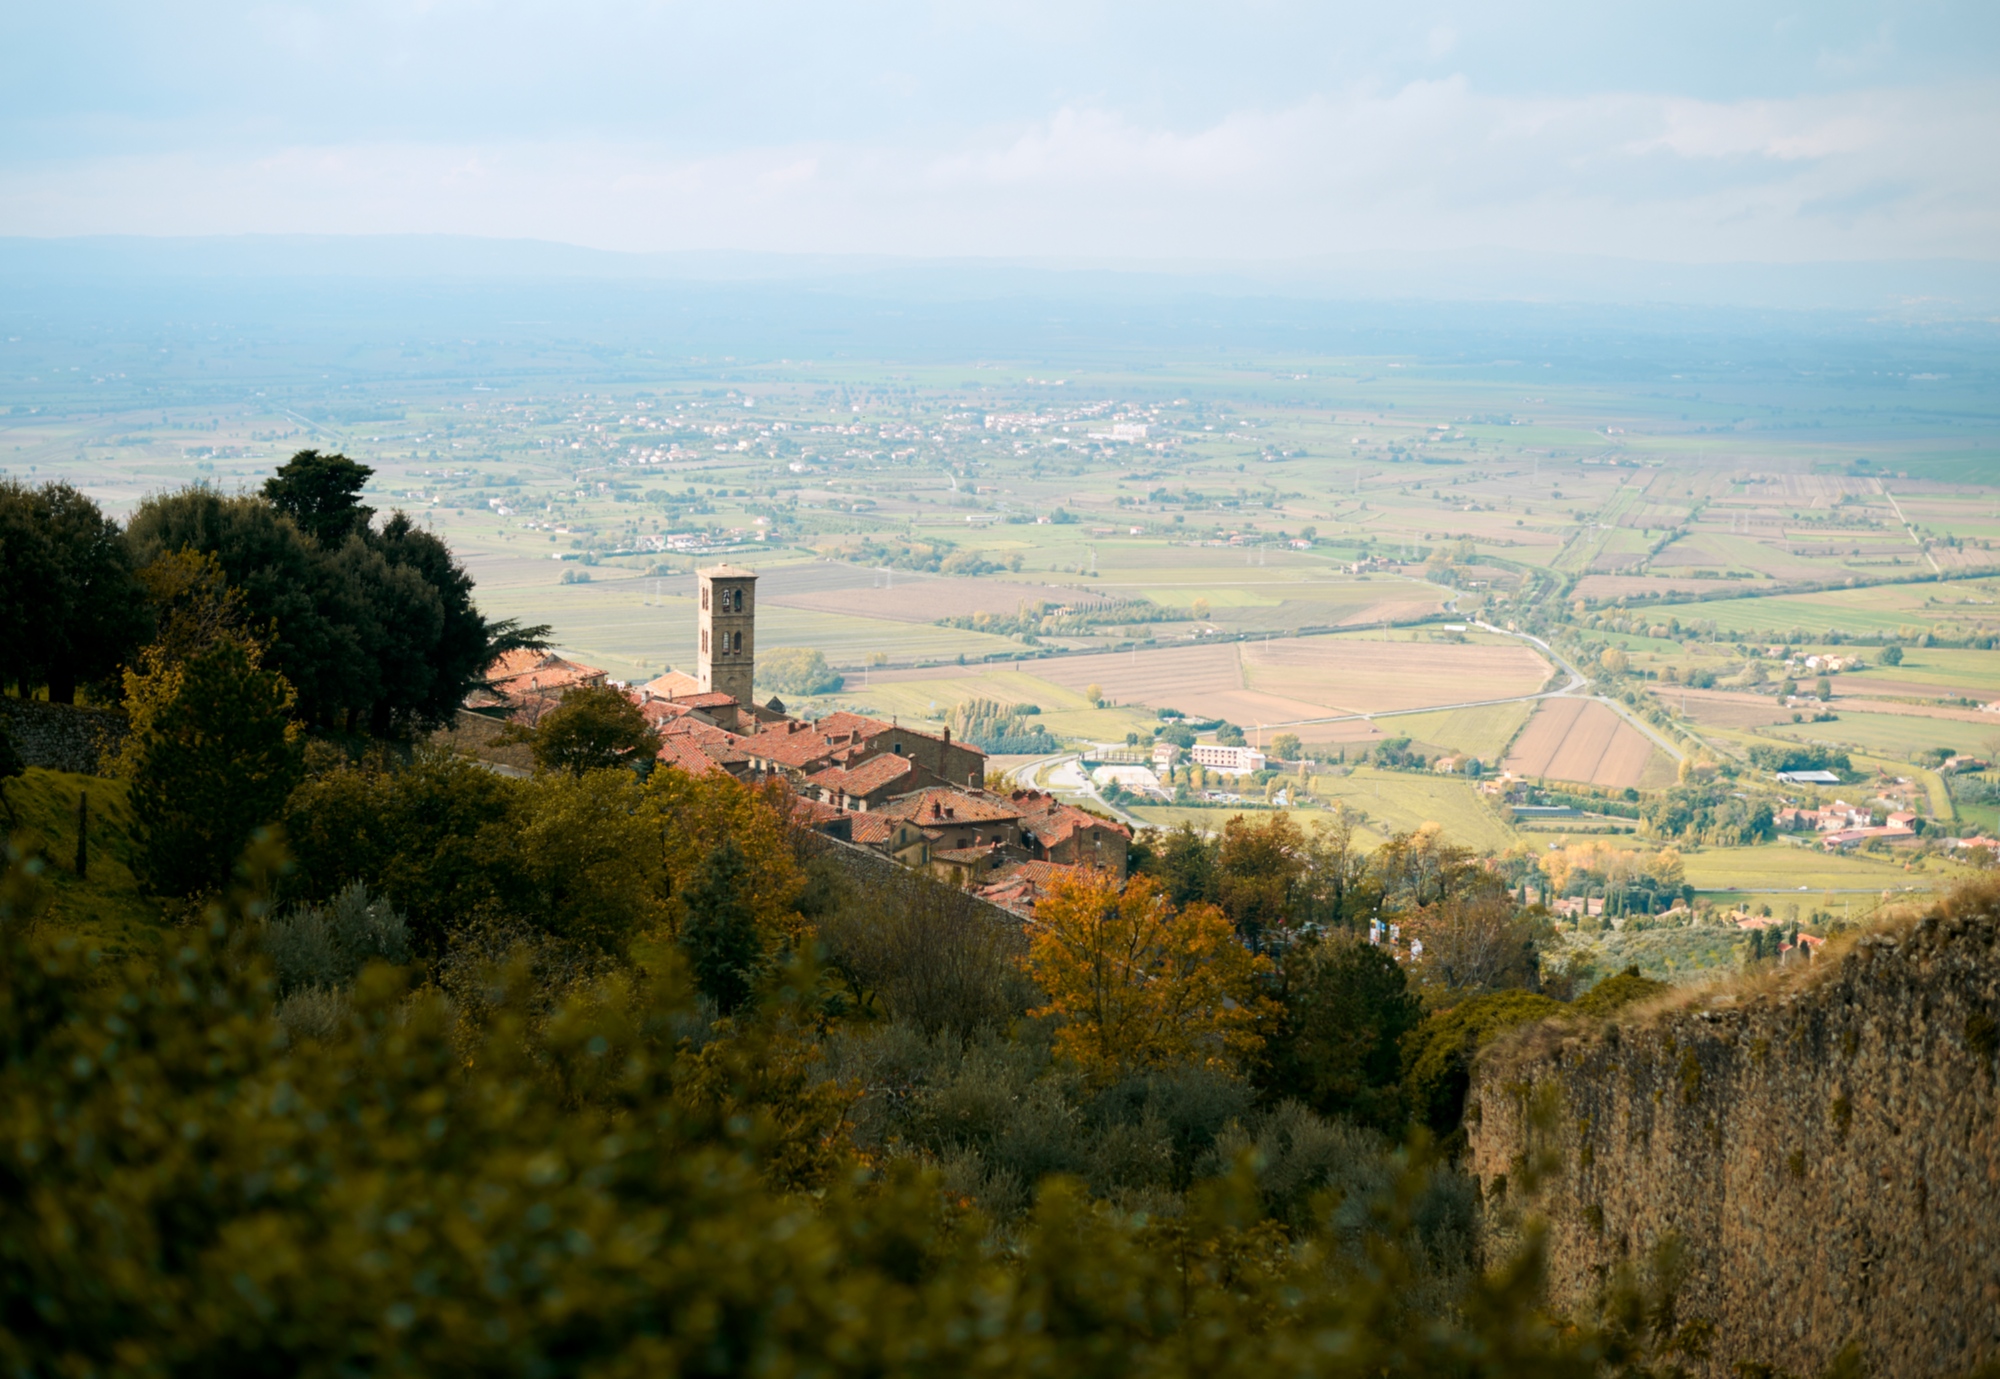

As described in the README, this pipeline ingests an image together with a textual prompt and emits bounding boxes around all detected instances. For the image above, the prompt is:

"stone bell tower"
[696,564,757,705]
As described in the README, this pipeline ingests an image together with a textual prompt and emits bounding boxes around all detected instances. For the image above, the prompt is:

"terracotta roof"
[974,859,1090,917]
[656,734,724,777]
[477,649,607,703]
[805,753,918,798]
[656,716,750,773]
[850,813,919,846]
[1009,790,1130,847]
[879,787,1023,826]
[638,669,703,699]
[788,795,847,827]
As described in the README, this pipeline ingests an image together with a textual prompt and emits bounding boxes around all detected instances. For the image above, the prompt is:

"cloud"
[1,78,1994,262]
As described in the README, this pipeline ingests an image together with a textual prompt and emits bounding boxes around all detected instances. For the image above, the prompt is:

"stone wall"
[1468,882,2000,1377]
[798,828,1024,936]
[0,700,127,775]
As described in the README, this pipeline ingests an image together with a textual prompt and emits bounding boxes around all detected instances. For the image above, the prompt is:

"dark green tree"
[0,481,148,702]
[1150,821,1219,909]
[121,633,303,897]
[682,837,761,1014]
[263,449,376,546]
[128,485,546,734]
[282,748,524,958]
[513,685,660,776]
[1260,936,1421,1133]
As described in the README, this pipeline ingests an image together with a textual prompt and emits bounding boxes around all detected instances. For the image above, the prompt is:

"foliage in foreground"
[0,844,1688,1379]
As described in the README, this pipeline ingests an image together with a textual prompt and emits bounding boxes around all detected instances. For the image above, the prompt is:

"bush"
[263,881,411,994]
[1570,964,1668,1017]
[1402,990,1565,1144]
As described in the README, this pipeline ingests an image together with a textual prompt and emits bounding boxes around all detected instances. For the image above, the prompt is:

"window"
[701,630,708,653]
[702,587,709,610]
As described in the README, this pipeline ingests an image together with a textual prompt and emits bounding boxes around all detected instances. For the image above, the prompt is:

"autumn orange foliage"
[1024,869,1274,1082]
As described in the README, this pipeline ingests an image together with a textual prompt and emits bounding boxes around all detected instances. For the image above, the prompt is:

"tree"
[119,628,302,897]
[682,837,762,1013]
[263,448,376,545]
[1404,890,1539,996]
[128,485,546,735]
[1261,935,1421,1133]
[1599,648,1629,675]
[283,748,520,956]
[0,481,148,702]
[510,685,660,775]
[1025,869,1273,1082]
[1403,989,1566,1143]
[1149,821,1218,908]
[0,847,1634,1377]
[1880,645,1903,666]
[1216,811,1307,947]
[1085,683,1103,706]
[757,646,844,696]
[1270,732,1301,762]
[646,768,805,950]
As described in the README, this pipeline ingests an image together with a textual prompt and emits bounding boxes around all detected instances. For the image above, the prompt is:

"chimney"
[943,726,951,745]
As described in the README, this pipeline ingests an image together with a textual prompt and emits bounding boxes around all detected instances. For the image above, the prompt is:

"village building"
[1190,743,1266,775]
[466,648,607,718]
[465,562,1129,886]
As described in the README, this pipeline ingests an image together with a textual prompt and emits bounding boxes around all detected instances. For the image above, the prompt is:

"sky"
[3,1,1997,264]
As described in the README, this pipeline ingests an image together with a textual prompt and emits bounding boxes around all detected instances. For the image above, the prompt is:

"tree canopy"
[262,448,376,545]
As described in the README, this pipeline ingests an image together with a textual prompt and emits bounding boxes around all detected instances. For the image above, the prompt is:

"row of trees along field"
[0,455,1771,1372]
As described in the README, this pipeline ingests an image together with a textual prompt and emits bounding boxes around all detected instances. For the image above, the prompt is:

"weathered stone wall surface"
[0,700,126,775]
[798,829,1023,935]
[1469,886,2000,1378]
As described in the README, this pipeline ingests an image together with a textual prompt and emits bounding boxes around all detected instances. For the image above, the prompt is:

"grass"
[1680,840,1916,893]
[1303,767,1518,851]
[1546,925,1747,988]
[5,769,162,959]
[1382,702,1534,761]
[1751,711,1984,766]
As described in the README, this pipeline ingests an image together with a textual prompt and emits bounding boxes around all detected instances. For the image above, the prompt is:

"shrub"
[1402,990,1565,1144]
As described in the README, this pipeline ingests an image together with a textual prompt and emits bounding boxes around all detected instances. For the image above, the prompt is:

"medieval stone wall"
[1469,883,2000,1378]
[0,700,127,775]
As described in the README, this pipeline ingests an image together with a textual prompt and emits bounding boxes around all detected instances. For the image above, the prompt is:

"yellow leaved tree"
[1025,869,1273,1083]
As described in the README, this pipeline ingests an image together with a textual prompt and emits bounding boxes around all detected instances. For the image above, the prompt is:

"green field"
[1680,840,1925,893]
[1302,768,1519,851]
[1383,702,1534,761]
[1688,579,2000,641]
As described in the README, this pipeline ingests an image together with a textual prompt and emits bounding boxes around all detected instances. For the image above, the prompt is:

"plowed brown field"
[1504,698,1661,789]
[866,634,1552,734]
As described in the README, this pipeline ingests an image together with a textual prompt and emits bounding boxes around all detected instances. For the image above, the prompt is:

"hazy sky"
[4,2,1996,262]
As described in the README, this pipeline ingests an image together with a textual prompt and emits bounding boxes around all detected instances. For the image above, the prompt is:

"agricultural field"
[1302,768,1519,851]
[1504,698,1674,789]
[1382,702,1535,762]
[12,315,2000,901]
[1680,840,1934,894]
[1684,578,2000,643]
